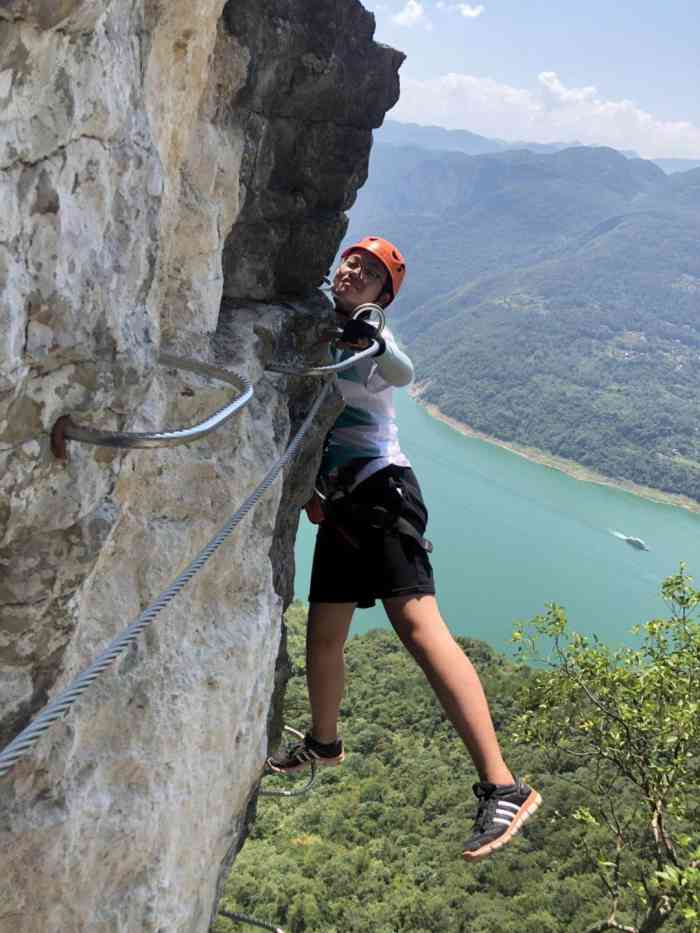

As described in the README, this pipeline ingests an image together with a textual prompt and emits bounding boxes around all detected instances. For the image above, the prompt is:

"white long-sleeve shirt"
[320,326,414,487]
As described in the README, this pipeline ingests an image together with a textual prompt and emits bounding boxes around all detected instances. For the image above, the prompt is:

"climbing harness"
[320,494,433,554]
[316,467,433,555]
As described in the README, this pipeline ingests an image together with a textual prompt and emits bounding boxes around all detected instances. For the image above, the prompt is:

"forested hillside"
[344,141,700,501]
[215,601,698,933]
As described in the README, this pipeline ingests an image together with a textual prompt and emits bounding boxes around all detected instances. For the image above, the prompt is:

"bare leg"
[383,594,513,785]
[306,601,355,744]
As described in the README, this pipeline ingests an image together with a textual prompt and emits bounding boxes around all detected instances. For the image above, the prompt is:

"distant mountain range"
[346,130,700,501]
[376,120,700,174]
[652,157,700,174]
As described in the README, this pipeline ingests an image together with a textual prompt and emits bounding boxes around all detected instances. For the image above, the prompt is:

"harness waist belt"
[322,500,433,554]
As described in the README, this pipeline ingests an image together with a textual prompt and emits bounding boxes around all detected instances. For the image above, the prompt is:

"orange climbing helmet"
[341,236,406,304]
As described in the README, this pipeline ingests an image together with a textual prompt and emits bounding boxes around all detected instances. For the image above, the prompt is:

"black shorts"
[308,465,436,609]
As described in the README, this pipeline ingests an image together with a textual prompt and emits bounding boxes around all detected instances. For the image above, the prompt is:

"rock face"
[0,3,402,930]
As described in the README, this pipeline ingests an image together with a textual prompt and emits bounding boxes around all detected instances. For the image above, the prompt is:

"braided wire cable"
[267,301,386,377]
[258,767,316,798]
[219,908,285,933]
[0,382,332,779]
[266,337,381,376]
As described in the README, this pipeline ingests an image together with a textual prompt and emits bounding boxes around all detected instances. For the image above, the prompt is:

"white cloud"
[390,71,700,158]
[433,2,485,15]
[393,1,432,28]
[455,3,485,17]
[538,71,597,107]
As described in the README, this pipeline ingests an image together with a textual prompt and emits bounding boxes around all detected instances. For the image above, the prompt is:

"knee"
[306,604,353,652]
[307,622,347,654]
[388,609,452,669]
[396,622,433,668]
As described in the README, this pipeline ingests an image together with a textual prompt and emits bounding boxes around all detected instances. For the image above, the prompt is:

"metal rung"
[51,353,253,457]
[259,726,318,798]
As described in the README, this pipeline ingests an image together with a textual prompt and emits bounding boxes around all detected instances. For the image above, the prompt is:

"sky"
[366,1,700,159]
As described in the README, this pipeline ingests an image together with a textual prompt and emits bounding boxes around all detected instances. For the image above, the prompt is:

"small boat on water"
[609,529,650,551]
[624,536,649,551]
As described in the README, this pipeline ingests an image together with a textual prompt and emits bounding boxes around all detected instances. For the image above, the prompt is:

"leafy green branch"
[512,565,700,932]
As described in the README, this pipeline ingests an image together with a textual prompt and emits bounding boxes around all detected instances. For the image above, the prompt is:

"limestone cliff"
[0,2,402,930]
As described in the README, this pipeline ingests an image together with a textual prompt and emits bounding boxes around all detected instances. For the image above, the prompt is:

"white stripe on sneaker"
[463,789,543,862]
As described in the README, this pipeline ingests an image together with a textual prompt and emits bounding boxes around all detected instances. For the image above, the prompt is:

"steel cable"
[266,337,381,376]
[258,768,317,798]
[219,908,285,933]
[267,303,385,377]
[0,382,332,778]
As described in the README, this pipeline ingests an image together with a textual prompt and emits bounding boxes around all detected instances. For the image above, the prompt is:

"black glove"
[340,318,386,356]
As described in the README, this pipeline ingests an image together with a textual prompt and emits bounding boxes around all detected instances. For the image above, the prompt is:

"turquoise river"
[294,390,700,655]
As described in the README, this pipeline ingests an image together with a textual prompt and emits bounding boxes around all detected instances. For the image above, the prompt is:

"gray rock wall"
[0,2,402,930]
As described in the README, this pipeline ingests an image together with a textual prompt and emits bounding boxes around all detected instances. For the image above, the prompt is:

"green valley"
[216,582,700,933]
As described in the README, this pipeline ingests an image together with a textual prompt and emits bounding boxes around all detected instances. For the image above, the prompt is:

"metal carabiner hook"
[351,302,386,334]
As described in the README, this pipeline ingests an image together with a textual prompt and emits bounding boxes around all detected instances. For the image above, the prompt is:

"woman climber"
[267,236,541,861]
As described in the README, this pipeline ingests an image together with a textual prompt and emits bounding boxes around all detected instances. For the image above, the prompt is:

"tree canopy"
[215,573,698,932]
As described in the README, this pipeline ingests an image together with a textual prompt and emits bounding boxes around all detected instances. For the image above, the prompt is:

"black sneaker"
[266,733,345,775]
[463,778,541,861]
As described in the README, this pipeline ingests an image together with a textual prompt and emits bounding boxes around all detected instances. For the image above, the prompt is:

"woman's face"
[332,250,389,314]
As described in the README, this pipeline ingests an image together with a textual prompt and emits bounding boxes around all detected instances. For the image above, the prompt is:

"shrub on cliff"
[514,564,700,932]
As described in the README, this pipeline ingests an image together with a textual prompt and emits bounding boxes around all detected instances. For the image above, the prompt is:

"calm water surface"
[294,391,700,655]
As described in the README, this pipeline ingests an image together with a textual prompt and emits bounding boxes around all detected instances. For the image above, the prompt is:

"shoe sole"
[462,789,542,862]
[266,751,345,775]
